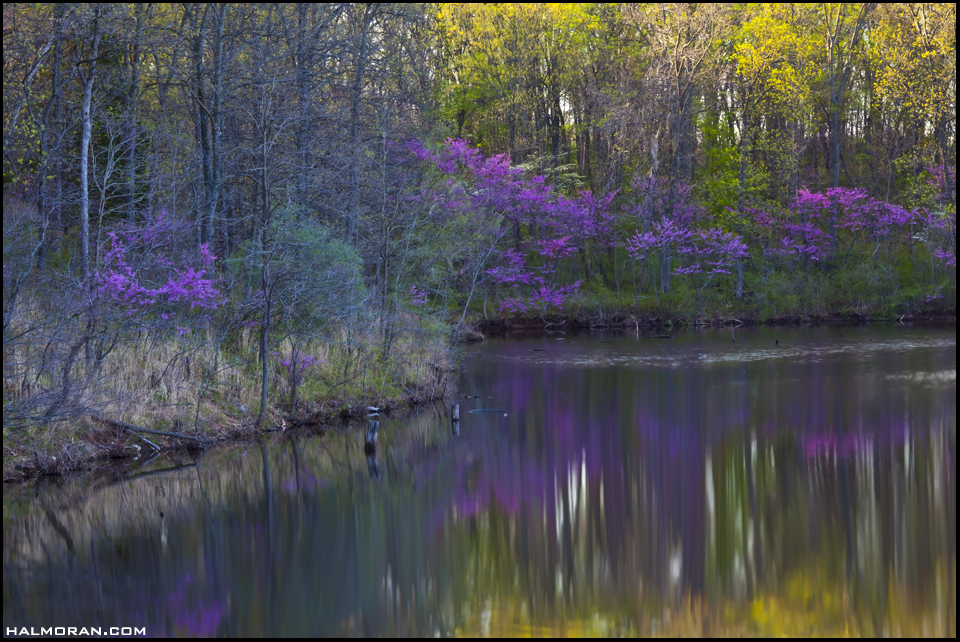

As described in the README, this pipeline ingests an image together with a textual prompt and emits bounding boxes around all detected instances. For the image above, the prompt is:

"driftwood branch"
[90,414,212,444]
[128,430,161,451]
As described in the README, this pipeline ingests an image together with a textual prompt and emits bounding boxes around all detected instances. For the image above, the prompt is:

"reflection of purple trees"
[124,565,224,638]
[282,465,323,493]
[444,329,954,611]
[802,431,879,458]
[452,344,716,597]
[163,574,223,637]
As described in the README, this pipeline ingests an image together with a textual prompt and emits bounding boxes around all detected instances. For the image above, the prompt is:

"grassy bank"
[2,297,456,481]
[466,256,956,330]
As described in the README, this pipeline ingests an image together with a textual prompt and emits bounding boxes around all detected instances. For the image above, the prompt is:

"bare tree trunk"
[550,89,562,166]
[736,108,749,300]
[210,4,225,246]
[188,4,216,248]
[937,121,954,206]
[937,120,957,259]
[125,4,144,222]
[256,93,273,429]
[508,109,517,164]
[36,5,67,270]
[828,103,841,256]
[661,245,671,295]
[3,16,62,155]
[348,5,377,242]
[294,3,313,212]
[78,6,103,287]
[788,118,800,201]
[290,343,299,413]
[258,268,271,429]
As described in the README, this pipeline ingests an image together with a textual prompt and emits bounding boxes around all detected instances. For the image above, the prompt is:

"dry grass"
[3,293,456,477]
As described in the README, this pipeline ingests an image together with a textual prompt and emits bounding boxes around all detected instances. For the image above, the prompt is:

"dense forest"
[2,4,955,453]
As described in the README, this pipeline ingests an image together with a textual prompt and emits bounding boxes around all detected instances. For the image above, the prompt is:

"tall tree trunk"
[208,3,225,247]
[290,343,300,413]
[660,245,671,295]
[188,4,215,249]
[788,118,800,201]
[507,109,517,164]
[937,121,954,206]
[294,3,314,213]
[828,102,841,256]
[348,5,376,242]
[125,4,144,222]
[78,6,103,287]
[36,5,67,270]
[736,107,749,300]
[257,274,271,429]
[937,120,957,259]
[550,89,562,166]
[823,3,874,256]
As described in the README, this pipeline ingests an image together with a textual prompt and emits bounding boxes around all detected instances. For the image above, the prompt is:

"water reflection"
[3,326,955,636]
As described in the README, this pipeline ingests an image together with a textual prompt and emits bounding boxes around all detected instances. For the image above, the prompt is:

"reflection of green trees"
[706,428,955,637]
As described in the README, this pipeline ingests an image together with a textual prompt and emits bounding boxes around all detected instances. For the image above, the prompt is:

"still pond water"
[3,325,956,636]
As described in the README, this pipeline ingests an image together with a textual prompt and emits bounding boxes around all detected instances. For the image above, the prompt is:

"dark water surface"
[3,325,956,636]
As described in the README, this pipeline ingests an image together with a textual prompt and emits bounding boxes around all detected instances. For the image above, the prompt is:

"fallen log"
[90,414,212,445]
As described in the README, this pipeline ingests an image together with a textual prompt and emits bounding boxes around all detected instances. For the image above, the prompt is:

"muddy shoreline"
[2,395,448,484]
[471,312,957,334]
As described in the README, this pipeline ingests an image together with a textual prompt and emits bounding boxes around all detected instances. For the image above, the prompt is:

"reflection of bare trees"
[43,507,75,554]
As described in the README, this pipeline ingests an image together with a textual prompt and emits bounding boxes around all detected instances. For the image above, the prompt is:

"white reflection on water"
[886,369,956,384]
[499,334,956,369]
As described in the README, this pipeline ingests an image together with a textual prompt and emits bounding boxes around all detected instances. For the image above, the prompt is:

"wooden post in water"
[452,403,460,437]
[365,410,381,479]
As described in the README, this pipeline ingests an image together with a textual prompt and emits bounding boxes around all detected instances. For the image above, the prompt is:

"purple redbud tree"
[95,211,224,326]
[628,176,700,295]
[673,229,749,318]
[407,138,595,320]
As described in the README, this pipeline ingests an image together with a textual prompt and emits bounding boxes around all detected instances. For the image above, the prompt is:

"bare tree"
[76,4,105,286]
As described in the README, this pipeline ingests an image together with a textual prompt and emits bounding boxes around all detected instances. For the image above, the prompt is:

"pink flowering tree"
[538,190,618,283]
[749,186,954,307]
[783,187,926,267]
[4,208,226,426]
[90,211,230,430]
[673,229,749,317]
[626,218,748,315]
[626,177,701,295]
[406,138,598,321]
[405,139,516,329]
[750,188,924,269]
[486,248,583,315]
[749,201,829,272]
[94,211,224,335]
